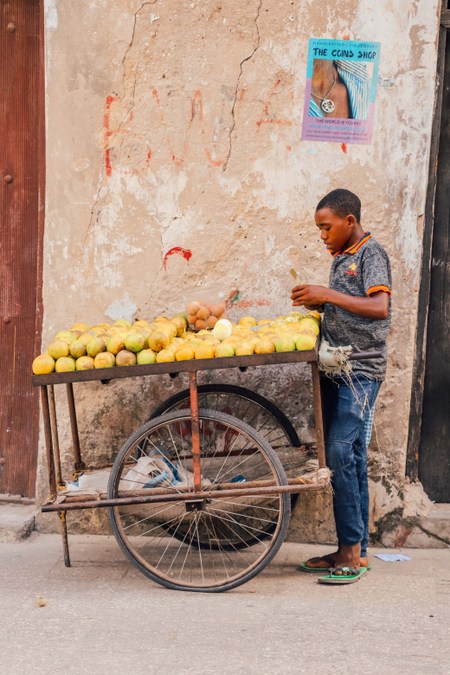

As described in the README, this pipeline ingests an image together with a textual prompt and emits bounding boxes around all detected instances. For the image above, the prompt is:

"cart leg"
[66,382,85,473]
[48,385,64,488]
[59,510,71,567]
[40,386,57,497]
[311,362,326,469]
[41,387,71,566]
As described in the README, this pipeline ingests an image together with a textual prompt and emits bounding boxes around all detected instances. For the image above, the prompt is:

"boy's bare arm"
[291,284,389,320]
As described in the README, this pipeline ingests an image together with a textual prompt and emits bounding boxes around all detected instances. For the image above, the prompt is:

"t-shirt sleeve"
[362,248,392,296]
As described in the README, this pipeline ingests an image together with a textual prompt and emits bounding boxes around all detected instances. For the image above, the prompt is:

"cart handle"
[348,351,383,361]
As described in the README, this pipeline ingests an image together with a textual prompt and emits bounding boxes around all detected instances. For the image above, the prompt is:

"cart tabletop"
[31,349,319,387]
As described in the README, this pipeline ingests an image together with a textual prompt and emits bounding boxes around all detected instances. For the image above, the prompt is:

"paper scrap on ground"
[374,553,412,562]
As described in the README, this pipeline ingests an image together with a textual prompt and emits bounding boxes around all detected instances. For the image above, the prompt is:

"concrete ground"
[0,533,449,675]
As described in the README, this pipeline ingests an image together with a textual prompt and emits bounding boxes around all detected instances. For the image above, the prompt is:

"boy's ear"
[347,214,357,228]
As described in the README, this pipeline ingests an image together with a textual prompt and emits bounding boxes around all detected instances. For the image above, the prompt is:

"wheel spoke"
[109,409,290,591]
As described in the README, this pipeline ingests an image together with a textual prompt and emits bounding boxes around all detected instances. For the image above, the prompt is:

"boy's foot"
[298,545,369,572]
[297,552,339,572]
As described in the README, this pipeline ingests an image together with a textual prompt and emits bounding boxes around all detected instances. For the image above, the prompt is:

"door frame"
[0,0,45,498]
[406,4,448,481]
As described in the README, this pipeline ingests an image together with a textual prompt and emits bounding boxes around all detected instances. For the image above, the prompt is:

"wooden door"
[0,0,44,497]
[418,25,450,502]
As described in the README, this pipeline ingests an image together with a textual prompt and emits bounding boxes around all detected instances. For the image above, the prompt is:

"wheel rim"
[109,410,290,591]
[156,390,294,451]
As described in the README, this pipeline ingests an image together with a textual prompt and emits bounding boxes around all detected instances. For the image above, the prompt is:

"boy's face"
[315,207,356,254]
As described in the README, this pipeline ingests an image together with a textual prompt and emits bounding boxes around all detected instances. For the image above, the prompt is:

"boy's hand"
[291,284,329,308]
[291,285,390,320]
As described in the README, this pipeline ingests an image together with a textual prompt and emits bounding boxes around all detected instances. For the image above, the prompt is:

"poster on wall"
[301,38,381,145]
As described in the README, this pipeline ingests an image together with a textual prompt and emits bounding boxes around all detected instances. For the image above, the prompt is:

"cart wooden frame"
[33,350,330,592]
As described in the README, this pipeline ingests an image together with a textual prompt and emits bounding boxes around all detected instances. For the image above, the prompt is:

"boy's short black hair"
[316,188,361,223]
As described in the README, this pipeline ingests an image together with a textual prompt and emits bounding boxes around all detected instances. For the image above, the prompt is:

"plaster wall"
[38,0,442,544]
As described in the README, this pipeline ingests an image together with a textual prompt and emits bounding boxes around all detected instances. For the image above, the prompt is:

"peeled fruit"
[295,334,317,351]
[137,349,157,365]
[215,342,235,358]
[125,332,146,353]
[47,340,70,360]
[86,337,106,358]
[94,352,115,369]
[32,354,55,375]
[212,318,233,341]
[76,356,95,370]
[55,356,76,372]
[115,349,137,366]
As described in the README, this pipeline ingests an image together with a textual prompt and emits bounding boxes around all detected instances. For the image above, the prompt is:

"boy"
[291,188,391,584]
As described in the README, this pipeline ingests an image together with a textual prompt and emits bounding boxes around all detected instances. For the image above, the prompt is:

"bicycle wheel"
[150,383,300,448]
[108,409,291,592]
[150,384,301,507]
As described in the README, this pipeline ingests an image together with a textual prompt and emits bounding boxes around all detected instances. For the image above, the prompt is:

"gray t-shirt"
[322,234,392,380]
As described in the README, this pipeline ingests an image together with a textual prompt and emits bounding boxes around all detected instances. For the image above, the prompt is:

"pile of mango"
[32,311,320,375]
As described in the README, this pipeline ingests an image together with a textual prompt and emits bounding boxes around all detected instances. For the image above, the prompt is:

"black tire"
[149,384,301,449]
[150,384,301,510]
[108,408,291,592]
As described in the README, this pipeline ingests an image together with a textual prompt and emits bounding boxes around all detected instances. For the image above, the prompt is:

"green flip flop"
[317,565,370,585]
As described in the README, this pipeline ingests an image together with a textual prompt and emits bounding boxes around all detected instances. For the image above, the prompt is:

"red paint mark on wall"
[256,79,293,129]
[189,89,227,168]
[204,149,225,167]
[191,89,203,121]
[234,299,271,309]
[225,289,270,309]
[103,78,295,175]
[163,247,192,270]
[104,95,118,177]
[341,143,348,154]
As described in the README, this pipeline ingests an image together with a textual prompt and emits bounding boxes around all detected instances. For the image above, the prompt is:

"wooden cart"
[33,350,332,593]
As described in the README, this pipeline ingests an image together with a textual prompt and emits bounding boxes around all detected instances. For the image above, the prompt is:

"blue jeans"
[320,374,381,557]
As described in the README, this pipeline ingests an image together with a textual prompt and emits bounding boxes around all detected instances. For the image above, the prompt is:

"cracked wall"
[39,0,443,544]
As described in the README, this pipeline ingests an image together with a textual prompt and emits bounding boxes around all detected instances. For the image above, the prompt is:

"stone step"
[0,502,36,542]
